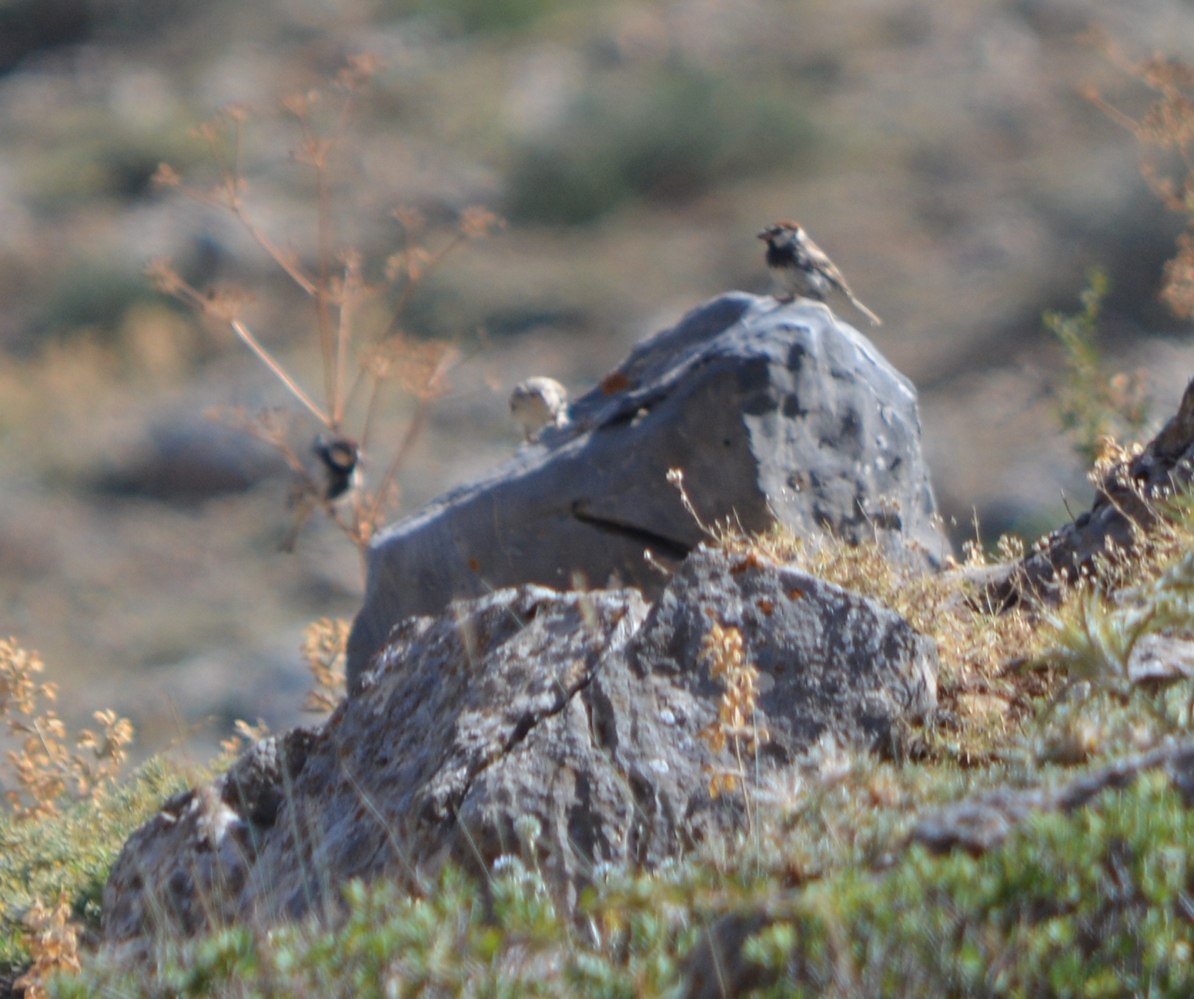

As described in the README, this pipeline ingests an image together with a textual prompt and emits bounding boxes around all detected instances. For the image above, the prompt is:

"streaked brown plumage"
[758,221,882,326]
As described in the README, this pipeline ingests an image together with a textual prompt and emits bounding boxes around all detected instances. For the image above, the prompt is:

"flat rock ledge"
[102,547,937,942]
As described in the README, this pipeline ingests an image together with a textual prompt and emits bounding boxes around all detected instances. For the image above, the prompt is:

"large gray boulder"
[347,293,948,682]
[102,548,937,939]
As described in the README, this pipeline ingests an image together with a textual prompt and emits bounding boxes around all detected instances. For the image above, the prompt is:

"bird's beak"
[756,230,769,240]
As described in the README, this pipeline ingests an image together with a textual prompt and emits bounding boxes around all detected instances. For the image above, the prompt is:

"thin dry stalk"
[147,57,503,558]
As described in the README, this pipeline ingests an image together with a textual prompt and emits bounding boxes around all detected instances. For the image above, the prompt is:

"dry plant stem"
[203,117,319,295]
[228,319,330,425]
[150,62,500,561]
[333,254,363,428]
[315,146,336,418]
[667,468,713,536]
[230,199,318,296]
[209,407,310,477]
[291,83,365,425]
[362,348,458,498]
[379,232,467,343]
[151,221,329,425]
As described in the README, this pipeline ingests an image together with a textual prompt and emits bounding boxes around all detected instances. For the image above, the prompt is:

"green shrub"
[766,773,1194,997]
[1045,268,1149,463]
[55,771,1194,998]
[0,757,187,979]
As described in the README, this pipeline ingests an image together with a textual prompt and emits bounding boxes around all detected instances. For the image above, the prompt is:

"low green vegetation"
[388,0,572,35]
[0,758,188,978]
[43,763,1194,998]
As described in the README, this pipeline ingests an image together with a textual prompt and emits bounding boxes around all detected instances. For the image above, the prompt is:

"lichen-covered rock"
[102,549,937,939]
[348,292,947,684]
[102,728,317,941]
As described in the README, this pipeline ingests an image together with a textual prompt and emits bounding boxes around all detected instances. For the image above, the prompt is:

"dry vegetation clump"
[147,54,503,564]
[0,638,133,818]
[716,523,1043,761]
[14,897,80,999]
[0,638,191,996]
[1091,32,1194,322]
[1035,475,1194,731]
[301,616,350,712]
[699,614,770,830]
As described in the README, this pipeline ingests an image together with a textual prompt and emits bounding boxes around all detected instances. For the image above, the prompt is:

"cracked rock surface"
[102,548,936,939]
[347,292,947,683]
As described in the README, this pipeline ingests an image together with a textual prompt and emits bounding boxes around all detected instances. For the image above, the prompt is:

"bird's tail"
[847,293,882,327]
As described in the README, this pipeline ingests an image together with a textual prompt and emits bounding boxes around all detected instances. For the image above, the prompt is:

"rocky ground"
[1,0,1193,763]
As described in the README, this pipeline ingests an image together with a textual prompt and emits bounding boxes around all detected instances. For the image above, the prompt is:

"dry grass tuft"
[718,525,1042,757]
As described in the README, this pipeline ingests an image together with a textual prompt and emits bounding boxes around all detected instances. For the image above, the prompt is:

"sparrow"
[282,435,361,551]
[758,221,882,326]
[509,377,569,442]
[312,435,361,508]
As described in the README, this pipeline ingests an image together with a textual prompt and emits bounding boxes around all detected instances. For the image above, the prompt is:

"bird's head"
[758,221,803,245]
[314,435,360,475]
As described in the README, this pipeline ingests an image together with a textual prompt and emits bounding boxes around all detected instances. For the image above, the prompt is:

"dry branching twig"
[147,55,502,560]
[1089,32,1194,319]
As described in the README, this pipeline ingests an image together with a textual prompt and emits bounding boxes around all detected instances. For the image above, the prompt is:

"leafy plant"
[1044,268,1149,463]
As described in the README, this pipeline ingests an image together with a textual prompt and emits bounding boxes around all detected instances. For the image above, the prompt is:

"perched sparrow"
[510,377,569,442]
[282,435,361,551]
[758,221,882,326]
[312,435,361,508]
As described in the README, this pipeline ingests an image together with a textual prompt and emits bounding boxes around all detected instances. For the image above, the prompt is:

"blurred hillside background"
[0,0,1192,763]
